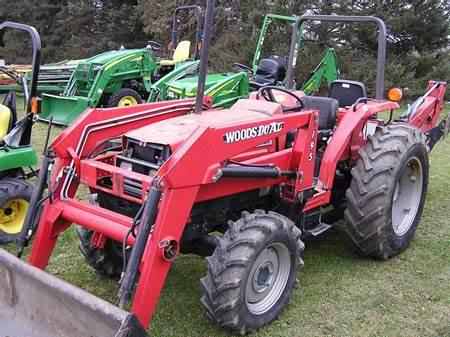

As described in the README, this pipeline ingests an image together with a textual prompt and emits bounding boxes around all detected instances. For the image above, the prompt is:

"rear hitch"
[426,114,450,152]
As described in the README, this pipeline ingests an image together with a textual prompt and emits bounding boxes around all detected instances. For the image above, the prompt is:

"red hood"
[124,99,283,150]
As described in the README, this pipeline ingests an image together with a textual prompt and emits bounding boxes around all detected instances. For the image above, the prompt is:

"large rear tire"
[200,210,304,335]
[345,124,429,259]
[0,179,33,244]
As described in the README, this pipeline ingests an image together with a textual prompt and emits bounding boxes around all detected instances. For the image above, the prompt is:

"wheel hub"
[392,157,423,236]
[254,262,274,289]
[118,96,138,107]
[0,199,29,234]
[245,243,291,315]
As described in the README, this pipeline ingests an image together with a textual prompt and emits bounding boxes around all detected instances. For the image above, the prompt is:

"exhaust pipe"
[0,249,149,337]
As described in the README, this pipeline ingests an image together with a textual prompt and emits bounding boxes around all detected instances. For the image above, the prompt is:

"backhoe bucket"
[0,249,149,337]
[39,93,89,126]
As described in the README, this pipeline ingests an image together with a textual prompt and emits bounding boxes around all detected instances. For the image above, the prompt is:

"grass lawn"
[2,99,450,337]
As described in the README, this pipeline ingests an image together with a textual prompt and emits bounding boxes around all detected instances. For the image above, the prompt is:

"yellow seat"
[159,40,191,67]
[0,104,11,142]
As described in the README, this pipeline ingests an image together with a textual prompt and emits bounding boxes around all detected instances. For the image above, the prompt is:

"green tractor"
[39,5,204,126]
[0,22,41,244]
[148,13,340,108]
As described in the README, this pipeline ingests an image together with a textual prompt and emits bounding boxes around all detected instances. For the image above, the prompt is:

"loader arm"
[204,71,249,108]
[299,48,339,95]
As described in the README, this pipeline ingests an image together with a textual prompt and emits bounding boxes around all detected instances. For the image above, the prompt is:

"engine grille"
[116,137,171,198]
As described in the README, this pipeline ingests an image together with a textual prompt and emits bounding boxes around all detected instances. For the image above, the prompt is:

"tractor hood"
[81,49,147,67]
[168,73,236,97]
[124,99,283,150]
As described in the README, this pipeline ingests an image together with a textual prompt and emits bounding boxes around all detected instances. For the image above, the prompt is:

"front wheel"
[200,210,304,335]
[107,88,142,108]
[0,179,33,244]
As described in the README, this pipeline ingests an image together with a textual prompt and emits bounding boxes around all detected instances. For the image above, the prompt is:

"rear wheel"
[0,179,33,244]
[200,210,304,334]
[107,88,142,108]
[345,124,429,259]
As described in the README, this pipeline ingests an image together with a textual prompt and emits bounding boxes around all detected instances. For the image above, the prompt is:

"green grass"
[3,101,450,337]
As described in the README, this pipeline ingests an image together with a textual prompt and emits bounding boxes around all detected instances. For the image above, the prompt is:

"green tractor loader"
[39,5,204,126]
[148,13,340,108]
[0,22,41,244]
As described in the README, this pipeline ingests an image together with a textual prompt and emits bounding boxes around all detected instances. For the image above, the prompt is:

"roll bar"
[171,5,203,60]
[0,21,41,113]
[194,0,215,114]
[286,15,387,99]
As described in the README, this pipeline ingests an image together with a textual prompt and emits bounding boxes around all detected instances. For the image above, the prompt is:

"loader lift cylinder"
[118,182,162,308]
[194,0,215,114]
[17,120,54,258]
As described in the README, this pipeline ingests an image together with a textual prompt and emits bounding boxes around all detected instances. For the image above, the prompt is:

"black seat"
[249,59,280,89]
[303,96,339,130]
[329,79,367,108]
[285,96,338,148]
[268,54,288,82]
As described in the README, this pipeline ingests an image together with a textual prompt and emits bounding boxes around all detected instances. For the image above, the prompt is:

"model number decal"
[223,122,285,144]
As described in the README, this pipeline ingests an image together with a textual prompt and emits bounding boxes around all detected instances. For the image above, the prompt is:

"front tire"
[345,124,429,259]
[0,179,33,244]
[76,227,124,277]
[200,210,304,335]
[107,88,142,108]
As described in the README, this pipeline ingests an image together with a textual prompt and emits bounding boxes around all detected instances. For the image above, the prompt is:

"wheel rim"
[118,96,138,107]
[0,199,29,234]
[392,156,423,236]
[245,242,291,315]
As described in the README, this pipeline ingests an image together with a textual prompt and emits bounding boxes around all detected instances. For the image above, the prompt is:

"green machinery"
[39,5,204,126]
[0,22,41,244]
[147,13,340,108]
[0,59,81,94]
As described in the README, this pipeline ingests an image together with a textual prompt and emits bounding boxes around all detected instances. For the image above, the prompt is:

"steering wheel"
[233,63,253,74]
[256,86,304,112]
[256,85,305,112]
[147,40,163,52]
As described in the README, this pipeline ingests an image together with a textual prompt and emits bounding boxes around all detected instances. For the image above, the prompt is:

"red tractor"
[1,6,448,337]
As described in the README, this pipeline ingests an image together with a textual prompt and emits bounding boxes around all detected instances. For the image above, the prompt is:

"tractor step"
[306,222,332,236]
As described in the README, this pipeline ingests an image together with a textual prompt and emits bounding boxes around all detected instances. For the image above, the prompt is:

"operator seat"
[285,96,338,148]
[249,59,281,89]
[329,79,367,108]
[267,54,288,82]
[159,40,191,67]
[303,96,339,130]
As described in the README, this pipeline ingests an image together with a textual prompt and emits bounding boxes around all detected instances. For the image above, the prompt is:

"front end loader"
[38,5,204,126]
[1,6,448,337]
